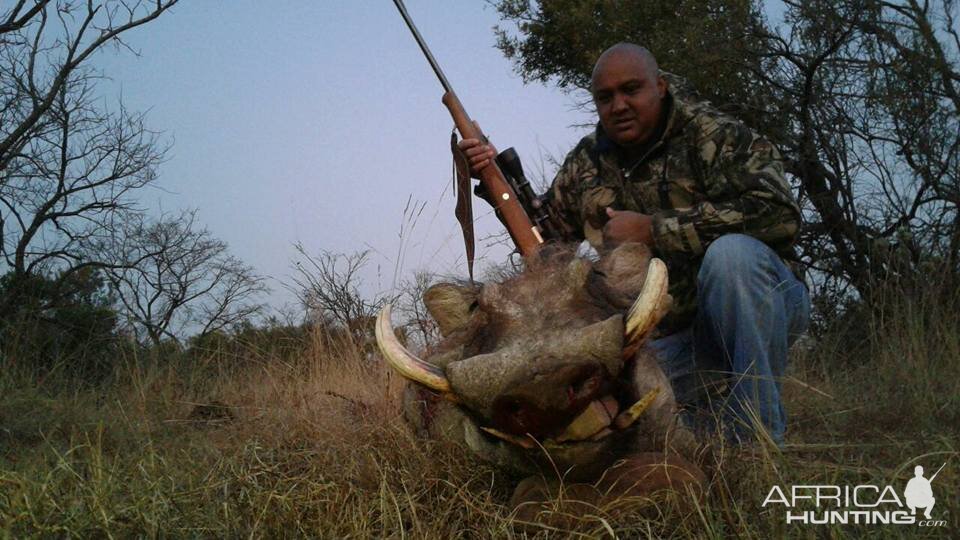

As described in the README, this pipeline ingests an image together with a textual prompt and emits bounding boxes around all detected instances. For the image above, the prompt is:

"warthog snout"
[491,362,609,437]
[376,243,674,450]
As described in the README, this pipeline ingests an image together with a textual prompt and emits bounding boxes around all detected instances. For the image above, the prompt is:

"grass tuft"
[2,290,958,538]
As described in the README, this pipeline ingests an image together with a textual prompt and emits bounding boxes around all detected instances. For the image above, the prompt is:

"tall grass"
[1,290,958,538]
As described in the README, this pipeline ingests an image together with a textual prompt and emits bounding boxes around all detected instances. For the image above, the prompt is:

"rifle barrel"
[392,0,453,94]
[929,462,947,482]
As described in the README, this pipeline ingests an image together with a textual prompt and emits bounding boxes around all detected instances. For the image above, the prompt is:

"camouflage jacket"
[543,73,801,334]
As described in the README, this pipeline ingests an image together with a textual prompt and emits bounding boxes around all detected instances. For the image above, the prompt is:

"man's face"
[591,53,667,148]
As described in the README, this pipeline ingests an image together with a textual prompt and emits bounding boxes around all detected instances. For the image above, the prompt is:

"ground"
[1,289,957,538]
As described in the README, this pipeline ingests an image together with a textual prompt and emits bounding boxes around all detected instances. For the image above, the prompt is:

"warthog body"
[377,243,704,516]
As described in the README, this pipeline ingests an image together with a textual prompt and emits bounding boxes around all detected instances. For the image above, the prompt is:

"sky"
[91,0,594,313]
[91,0,788,315]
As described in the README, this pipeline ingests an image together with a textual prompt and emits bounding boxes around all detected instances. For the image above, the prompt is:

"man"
[460,43,809,446]
[904,465,937,520]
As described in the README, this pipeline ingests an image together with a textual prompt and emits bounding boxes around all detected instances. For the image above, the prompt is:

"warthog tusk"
[555,399,616,442]
[480,427,536,449]
[590,427,614,441]
[625,258,668,346]
[375,304,451,393]
[613,387,661,430]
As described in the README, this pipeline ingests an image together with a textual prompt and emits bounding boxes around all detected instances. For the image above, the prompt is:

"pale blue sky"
[91,1,787,312]
[94,1,592,310]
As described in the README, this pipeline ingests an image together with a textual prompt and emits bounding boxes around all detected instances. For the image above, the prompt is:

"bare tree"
[106,211,267,346]
[289,244,398,344]
[0,1,178,313]
[393,270,440,348]
[0,0,178,169]
[855,0,960,275]
[744,0,959,300]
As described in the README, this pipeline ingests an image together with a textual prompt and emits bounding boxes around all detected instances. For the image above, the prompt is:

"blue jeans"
[649,234,810,446]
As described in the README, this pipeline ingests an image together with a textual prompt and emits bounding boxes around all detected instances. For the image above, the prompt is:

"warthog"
[376,243,705,518]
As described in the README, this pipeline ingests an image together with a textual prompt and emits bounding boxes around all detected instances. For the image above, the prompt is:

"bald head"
[591,43,659,91]
[589,43,667,148]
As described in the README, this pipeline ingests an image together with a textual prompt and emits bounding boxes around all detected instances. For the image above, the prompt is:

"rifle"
[929,462,946,483]
[391,0,549,262]
[487,147,561,242]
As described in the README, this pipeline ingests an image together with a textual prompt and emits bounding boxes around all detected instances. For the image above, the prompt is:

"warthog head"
[376,243,692,477]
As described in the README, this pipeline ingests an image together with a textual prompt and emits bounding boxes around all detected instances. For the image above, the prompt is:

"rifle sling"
[451,129,475,281]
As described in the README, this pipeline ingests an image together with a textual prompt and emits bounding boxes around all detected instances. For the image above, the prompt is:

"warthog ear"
[424,282,481,337]
[564,257,593,289]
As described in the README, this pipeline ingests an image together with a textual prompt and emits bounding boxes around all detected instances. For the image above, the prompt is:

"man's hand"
[456,122,497,179]
[604,207,655,247]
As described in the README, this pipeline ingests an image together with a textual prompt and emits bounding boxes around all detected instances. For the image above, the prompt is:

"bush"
[0,269,120,381]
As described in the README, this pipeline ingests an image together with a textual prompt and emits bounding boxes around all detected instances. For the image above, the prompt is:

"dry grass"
[1,294,958,538]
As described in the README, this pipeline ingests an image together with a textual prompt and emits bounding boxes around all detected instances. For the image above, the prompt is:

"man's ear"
[656,75,667,99]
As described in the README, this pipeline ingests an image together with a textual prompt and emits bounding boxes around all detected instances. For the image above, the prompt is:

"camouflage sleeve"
[541,141,593,243]
[651,121,800,256]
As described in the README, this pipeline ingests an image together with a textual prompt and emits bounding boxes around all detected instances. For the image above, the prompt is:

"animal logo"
[904,463,945,520]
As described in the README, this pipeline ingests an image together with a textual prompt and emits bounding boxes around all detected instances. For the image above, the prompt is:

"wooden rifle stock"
[441,92,544,257]
[391,0,543,259]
